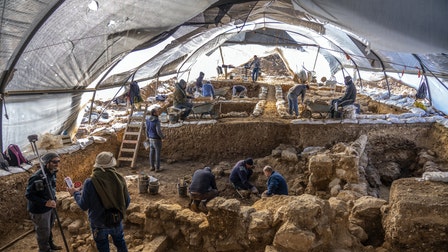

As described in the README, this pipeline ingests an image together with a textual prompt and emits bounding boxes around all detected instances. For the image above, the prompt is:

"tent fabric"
[0,0,447,150]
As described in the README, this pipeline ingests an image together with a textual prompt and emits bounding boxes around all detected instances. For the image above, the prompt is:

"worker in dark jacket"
[261,166,288,197]
[287,84,310,116]
[68,152,130,252]
[189,167,218,212]
[196,72,205,93]
[25,152,63,251]
[330,76,357,118]
[146,106,165,172]
[173,79,193,120]
[229,158,258,194]
[129,81,142,108]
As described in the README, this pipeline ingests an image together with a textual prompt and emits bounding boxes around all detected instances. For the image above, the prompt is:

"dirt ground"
[0,55,435,251]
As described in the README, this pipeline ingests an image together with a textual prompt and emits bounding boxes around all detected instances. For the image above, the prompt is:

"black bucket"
[148,182,160,195]
[138,176,149,194]
[177,183,188,197]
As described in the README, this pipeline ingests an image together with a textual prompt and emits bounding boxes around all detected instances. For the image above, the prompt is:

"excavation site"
[1,60,448,252]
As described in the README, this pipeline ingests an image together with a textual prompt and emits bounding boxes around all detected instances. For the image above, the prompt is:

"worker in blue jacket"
[261,165,288,197]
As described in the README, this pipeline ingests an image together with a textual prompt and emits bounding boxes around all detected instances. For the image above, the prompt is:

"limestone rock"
[383,178,448,251]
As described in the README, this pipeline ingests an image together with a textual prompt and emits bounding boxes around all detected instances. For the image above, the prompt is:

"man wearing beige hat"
[68,151,130,252]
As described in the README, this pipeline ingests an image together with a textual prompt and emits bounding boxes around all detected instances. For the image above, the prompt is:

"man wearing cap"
[25,152,63,251]
[189,167,218,212]
[330,76,357,118]
[68,152,130,252]
[229,158,259,194]
[261,165,288,197]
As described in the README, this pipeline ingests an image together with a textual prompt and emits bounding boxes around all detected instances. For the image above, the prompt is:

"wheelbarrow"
[300,100,331,119]
[214,87,228,99]
[191,102,219,119]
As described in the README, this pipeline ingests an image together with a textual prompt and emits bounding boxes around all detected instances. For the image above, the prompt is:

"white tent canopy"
[0,0,447,149]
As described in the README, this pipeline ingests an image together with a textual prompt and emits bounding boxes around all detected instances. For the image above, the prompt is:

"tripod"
[27,134,69,252]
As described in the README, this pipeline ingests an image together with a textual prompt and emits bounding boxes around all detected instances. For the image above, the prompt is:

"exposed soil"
[0,55,441,251]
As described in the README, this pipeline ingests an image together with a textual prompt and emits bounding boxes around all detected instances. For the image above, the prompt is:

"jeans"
[30,210,55,252]
[252,67,259,82]
[175,103,193,120]
[288,94,299,116]
[92,223,128,252]
[149,138,162,170]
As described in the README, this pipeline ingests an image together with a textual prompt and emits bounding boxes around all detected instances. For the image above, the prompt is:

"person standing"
[202,80,215,98]
[25,152,63,251]
[189,167,218,212]
[229,158,258,194]
[195,72,205,93]
[146,107,165,172]
[68,152,130,252]
[261,166,288,197]
[249,55,261,82]
[129,81,142,109]
[173,79,194,120]
[287,84,310,116]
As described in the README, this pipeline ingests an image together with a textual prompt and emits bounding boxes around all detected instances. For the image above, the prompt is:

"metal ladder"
[117,104,148,168]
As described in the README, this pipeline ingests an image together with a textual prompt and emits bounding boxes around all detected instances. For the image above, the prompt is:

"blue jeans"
[92,223,128,252]
[252,67,259,82]
[175,103,193,120]
[287,94,299,116]
[149,138,162,170]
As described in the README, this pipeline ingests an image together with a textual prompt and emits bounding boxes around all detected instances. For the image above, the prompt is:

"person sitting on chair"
[330,76,356,118]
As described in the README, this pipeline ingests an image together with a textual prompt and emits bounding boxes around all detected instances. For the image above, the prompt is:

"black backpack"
[0,152,9,171]
[3,144,29,167]
[416,81,427,99]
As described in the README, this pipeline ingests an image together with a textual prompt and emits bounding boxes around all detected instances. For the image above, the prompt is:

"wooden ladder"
[117,104,148,168]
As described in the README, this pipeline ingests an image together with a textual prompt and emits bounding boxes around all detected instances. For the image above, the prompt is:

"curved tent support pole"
[312,46,320,72]
[0,96,3,152]
[413,54,432,106]
[0,0,65,93]
[368,50,390,98]
[219,46,227,79]
[88,91,97,125]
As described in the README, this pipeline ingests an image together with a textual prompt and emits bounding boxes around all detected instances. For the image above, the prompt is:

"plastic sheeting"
[1,0,447,150]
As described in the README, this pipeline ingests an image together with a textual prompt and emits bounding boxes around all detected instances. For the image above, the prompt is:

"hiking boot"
[155,168,163,172]
[198,201,208,213]
[50,242,62,250]
[150,167,155,171]
[190,203,199,212]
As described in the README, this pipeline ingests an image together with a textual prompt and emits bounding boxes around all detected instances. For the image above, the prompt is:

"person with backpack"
[25,152,63,251]
[68,152,130,252]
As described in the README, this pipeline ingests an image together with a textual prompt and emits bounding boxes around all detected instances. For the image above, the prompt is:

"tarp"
[0,0,447,149]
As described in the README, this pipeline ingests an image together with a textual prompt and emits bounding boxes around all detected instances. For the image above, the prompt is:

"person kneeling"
[189,167,218,213]
[261,165,288,197]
